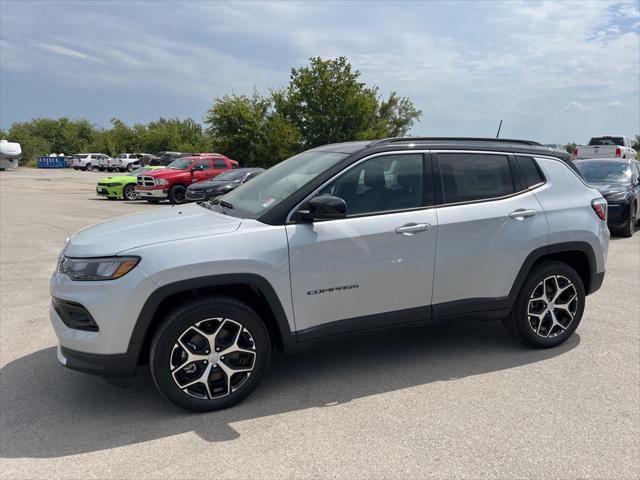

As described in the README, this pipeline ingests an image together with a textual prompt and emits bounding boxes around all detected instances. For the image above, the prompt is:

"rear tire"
[503,261,585,348]
[168,184,187,204]
[150,296,271,412]
[127,164,134,172]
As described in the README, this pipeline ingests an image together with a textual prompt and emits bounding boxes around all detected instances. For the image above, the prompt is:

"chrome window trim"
[286,150,431,224]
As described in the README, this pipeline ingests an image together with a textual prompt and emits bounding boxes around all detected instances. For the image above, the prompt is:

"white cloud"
[35,43,102,62]
[563,102,590,112]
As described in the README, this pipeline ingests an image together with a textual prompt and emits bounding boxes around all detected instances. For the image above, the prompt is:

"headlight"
[156,178,168,186]
[108,182,121,187]
[606,192,627,201]
[58,256,140,281]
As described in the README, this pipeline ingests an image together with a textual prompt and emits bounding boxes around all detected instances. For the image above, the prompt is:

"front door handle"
[395,223,430,235]
[509,209,537,219]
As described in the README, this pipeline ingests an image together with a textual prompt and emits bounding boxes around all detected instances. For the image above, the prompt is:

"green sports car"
[96,166,164,200]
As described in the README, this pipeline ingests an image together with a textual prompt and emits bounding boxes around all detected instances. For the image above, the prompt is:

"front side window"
[193,159,210,170]
[320,154,424,215]
[438,153,515,203]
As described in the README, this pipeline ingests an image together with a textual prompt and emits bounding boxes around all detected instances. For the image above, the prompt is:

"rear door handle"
[509,209,537,219]
[395,223,430,235]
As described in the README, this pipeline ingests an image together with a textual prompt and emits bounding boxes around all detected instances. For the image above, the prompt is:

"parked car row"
[573,135,637,160]
[95,152,264,203]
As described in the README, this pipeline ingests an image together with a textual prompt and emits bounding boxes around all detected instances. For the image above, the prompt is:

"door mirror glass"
[296,195,347,221]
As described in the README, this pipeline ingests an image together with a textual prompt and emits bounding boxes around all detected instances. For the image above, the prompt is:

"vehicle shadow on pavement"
[0,318,579,458]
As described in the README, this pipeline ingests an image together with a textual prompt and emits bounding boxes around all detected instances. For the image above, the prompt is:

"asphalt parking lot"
[1,168,638,479]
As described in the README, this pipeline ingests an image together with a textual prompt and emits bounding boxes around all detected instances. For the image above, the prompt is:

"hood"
[189,179,240,191]
[588,182,631,196]
[143,168,188,178]
[98,175,134,183]
[65,204,241,257]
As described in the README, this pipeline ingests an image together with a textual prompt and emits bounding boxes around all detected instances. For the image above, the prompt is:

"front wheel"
[168,184,187,204]
[150,296,271,412]
[126,164,135,172]
[123,184,137,201]
[503,261,585,348]
[618,203,636,238]
[85,164,93,172]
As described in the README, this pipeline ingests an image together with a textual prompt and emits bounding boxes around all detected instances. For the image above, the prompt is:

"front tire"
[86,164,94,172]
[150,296,271,412]
[168,184,187,204]
[619,203,636,238]
[127,164,135,172]
[123,184,137,201]
[503,261,585,348]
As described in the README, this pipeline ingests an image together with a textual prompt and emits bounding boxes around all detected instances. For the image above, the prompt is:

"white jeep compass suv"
[50,138,609,411]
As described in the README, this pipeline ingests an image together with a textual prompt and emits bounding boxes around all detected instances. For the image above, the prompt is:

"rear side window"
[516,156,545,187]
[437,153,514,203]
[213,159,227,169]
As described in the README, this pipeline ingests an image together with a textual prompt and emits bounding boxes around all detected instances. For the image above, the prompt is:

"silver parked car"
[50,137,609,411]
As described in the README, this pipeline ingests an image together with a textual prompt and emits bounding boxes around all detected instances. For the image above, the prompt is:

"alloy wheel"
[124,185,137,200]
[527,275,578,338]
[170,318,256,400]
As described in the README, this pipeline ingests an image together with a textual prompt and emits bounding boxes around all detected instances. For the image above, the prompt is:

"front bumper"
[96,185,122,198]
[135,187,168,199]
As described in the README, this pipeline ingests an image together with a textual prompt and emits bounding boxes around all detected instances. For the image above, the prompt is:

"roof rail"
[371,137,543,147]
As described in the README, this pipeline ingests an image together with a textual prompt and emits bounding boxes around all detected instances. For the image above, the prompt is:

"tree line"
[1,57,422,167]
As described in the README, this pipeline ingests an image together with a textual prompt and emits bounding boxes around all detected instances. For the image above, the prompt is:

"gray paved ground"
[1,168,638,479]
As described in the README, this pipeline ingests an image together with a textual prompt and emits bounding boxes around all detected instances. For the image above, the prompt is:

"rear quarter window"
[516,156,546,187]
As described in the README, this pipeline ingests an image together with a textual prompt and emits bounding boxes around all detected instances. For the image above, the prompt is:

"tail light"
[615,147,621,157]
[591,198,607,221]
[573,147,578,158]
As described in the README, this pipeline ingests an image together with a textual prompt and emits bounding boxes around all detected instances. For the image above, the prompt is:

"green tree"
[274,57,421,148]
[564,142,577,155]
[204,93,299,166]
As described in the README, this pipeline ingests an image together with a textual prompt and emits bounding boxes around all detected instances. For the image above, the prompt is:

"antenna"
[496,120,503,138]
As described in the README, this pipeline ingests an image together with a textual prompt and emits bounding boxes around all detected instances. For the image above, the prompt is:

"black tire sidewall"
[512,262,585,348]
[150,297,271,412]
[169,185,186,204]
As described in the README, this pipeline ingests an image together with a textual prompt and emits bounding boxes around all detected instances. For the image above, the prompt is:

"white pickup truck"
[574,136,637,160]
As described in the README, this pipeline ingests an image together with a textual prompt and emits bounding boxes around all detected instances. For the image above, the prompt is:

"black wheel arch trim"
[128,273,296,360]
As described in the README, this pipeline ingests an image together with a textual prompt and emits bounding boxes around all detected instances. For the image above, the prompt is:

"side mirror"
[295,195,347,222]
[191,165,204,172]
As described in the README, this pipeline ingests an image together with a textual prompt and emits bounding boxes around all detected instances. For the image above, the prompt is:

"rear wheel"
[168,184,187,204]
[123,184,137,201]
[150,296,271,412]
[503,261,585,348]
[127,163,135,172]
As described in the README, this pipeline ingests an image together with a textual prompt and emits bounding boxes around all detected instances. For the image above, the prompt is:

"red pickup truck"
[135,154,239,204]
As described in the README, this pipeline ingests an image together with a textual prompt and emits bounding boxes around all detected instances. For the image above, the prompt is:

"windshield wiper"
[218,199,234,209]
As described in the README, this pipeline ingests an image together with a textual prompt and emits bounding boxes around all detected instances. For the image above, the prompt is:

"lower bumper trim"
[59,345,139,379]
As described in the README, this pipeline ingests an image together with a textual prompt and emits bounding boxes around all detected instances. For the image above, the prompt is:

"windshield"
[130,167,153,176]
[215,170,249,181]
[73,154,88,159]
[218,150,348,218]
[167,157,193,170]
[588,137,624,147]
[575,162,631,184]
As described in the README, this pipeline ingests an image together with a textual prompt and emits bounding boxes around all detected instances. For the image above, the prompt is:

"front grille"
[137,176,156,187]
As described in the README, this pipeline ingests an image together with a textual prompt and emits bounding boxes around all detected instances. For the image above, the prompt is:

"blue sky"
[1,0,638,144]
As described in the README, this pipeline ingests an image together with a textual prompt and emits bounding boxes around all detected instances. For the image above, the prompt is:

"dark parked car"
[147,151,193,167]
[575,157,640,237]
[185,167,264,202]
